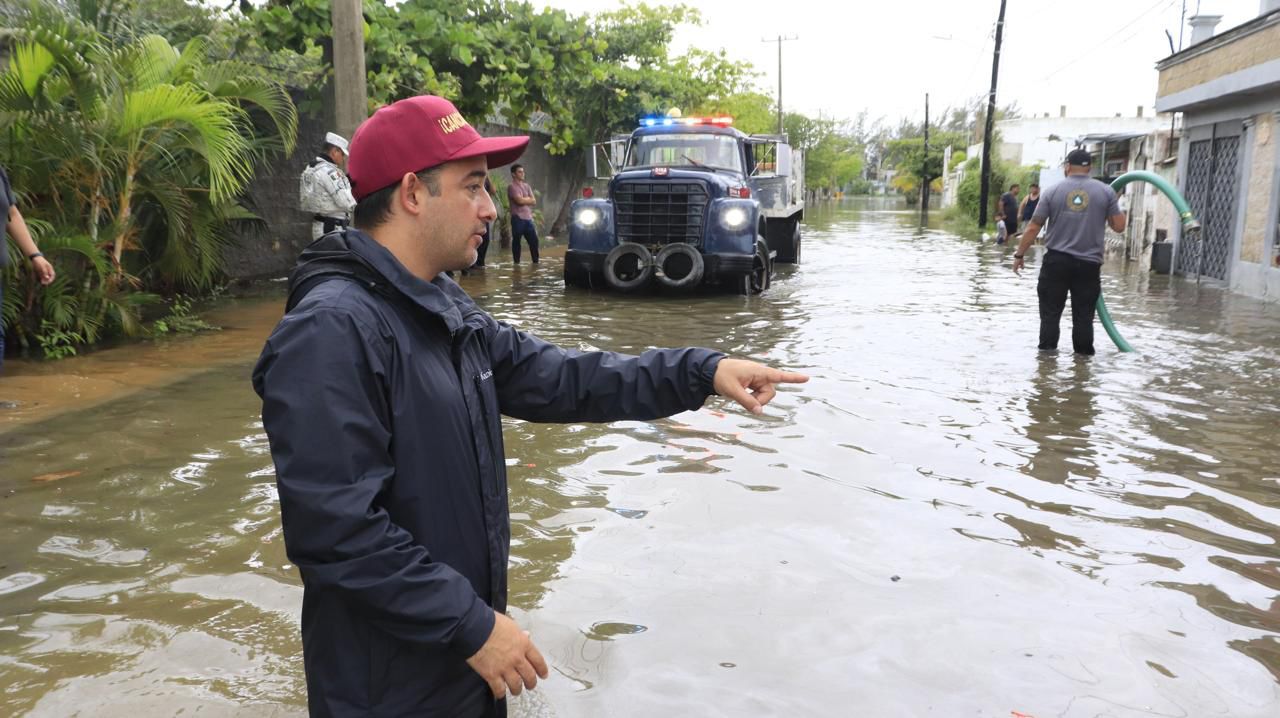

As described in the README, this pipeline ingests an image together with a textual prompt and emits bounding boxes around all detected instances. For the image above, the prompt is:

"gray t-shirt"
[1031,175,1121,264]
[0,165,15,267]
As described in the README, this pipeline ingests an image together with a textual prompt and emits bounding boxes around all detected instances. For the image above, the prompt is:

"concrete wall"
[221,99,579,281]
[221,88,319,281]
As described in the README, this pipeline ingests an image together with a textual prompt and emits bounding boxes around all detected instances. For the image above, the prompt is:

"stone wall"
[1240,111,1275,265]
[221,99,580,281]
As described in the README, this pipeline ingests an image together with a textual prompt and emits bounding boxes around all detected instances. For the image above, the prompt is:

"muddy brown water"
[2,198,1279,717]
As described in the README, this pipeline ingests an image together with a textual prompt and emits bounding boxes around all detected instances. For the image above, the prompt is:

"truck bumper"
[705,253,753,277]
[565,249,607,275]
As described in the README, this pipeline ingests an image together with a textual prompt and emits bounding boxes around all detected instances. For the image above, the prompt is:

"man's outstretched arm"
[486,321,807,422]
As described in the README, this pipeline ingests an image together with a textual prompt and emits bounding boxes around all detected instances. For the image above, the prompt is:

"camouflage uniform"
[300,156,357,240]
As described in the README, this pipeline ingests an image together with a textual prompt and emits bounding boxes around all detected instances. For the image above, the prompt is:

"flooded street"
[2,197,1279,716]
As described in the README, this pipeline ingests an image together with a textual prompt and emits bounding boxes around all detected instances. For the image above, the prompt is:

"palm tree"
[1,0,296,355]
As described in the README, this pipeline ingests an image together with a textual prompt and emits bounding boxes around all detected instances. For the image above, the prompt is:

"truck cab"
[564,115,804,294]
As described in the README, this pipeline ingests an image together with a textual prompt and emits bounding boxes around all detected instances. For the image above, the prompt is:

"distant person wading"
[506,164,539,264]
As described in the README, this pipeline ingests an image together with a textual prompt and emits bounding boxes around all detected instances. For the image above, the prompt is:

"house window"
[1105,160,1125,176]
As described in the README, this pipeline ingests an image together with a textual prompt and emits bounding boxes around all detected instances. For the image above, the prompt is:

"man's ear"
[399,173,423,216]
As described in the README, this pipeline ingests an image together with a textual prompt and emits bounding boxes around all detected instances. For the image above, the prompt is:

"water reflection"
[1021,355,1101,485]
[1,196,1278,715]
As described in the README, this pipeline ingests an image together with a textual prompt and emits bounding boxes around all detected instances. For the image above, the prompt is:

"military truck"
[564,114,804,294]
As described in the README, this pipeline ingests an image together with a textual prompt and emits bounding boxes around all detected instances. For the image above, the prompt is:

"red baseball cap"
[346,95,530,201]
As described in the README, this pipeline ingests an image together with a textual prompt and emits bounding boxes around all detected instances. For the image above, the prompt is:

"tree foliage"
[1,0,296,357]
[248,0,600,153]
[694,91,775,136]
[782,112,864,193]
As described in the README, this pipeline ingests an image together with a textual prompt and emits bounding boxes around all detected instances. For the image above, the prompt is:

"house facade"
[1155,6,1280,301]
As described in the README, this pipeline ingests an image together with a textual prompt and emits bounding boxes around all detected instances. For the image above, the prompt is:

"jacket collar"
[301,229,468,334]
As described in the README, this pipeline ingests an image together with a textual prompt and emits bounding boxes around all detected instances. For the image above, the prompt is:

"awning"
[1077,132,1147,144]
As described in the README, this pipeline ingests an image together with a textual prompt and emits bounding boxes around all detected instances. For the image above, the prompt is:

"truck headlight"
[576,207,601,228]
[721,206,748,230]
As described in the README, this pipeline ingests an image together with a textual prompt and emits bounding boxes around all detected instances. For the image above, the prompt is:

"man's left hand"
[713,358,809,415]
[1012,256,1025,275]
[31,256,55,285]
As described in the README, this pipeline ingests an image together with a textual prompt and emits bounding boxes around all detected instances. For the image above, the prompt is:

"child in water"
[995,211,1008,245]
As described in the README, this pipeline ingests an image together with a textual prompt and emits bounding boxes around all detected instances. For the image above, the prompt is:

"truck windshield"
[625,134,744,173]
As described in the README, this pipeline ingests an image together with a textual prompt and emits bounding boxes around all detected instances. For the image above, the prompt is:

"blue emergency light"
[639,116,734,128]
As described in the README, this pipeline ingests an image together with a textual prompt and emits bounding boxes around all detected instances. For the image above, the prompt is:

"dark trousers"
[511,217,539,264]
[1037,249,1102,355]
[1004,212,1018,237]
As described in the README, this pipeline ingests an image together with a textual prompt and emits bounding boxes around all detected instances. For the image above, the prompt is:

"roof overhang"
[1155,58,1280,113]
[1078,132,1147,144]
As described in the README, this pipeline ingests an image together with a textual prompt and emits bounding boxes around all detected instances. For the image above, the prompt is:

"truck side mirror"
[776,145,793,177]
[586,146,608,179]
[586,139,629,180]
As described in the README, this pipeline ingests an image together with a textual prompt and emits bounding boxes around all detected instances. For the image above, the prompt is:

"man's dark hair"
[1009,183,1020,190]
[354,167,442,229]
[1029,183,1039,189]
[511,163,524,174]
[322,142,342,155]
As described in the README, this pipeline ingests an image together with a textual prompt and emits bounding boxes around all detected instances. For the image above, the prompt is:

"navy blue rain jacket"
[251,229,723,717]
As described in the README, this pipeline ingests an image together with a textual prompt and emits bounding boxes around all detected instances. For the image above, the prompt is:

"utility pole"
[332,0,368,139]
[762,34,798,135]
[978,0,1007,229]
[921,92,930,222]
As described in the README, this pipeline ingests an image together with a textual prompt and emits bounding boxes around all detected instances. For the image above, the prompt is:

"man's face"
[418,156,497,272]
[331,147,348,171]
[513,167,525,182]
[1010,185,1020,196]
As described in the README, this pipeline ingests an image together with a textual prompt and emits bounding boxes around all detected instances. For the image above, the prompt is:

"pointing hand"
[712,357,810,415]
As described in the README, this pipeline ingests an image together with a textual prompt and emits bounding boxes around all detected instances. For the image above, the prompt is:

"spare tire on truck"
[654,243,704,290]
[603,242,653,292]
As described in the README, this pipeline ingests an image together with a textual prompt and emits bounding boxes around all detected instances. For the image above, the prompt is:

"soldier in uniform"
[299,132,357,240]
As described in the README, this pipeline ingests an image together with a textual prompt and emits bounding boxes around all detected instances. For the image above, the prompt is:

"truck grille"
[614,180,709,246]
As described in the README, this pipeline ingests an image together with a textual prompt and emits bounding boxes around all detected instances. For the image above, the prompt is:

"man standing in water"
[252,95,808,717]
[506,163,539,264]
[1012,149,1125,355]
[1000,183,1021,238]
[1019,183,1040,230]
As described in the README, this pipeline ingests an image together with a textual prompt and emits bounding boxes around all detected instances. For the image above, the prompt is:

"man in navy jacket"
[252,95,808,717]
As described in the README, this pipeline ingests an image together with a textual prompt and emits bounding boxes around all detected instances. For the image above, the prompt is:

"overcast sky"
[538,0,1263,127]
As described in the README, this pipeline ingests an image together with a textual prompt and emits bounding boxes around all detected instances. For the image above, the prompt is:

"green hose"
[1088,171,1201,353]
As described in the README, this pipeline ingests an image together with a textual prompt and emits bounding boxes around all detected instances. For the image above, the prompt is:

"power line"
[1039,0,1177,81]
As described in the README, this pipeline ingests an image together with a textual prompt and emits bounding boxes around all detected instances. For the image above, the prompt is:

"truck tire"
[654,244,705,290]
[603,243,653,292]
[737,238,771,295]
[773,221,801,264]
